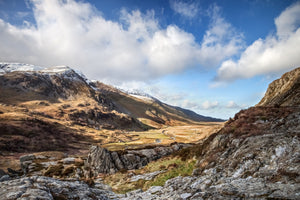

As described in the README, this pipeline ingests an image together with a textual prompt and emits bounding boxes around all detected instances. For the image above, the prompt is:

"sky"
[0,0,300,119]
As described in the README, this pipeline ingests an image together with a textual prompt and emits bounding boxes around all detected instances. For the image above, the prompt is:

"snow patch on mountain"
[121,89,158,102]
[0,62,97,89]
[40,65,72,73]
[130,94,154,102]
[0,63,44,73]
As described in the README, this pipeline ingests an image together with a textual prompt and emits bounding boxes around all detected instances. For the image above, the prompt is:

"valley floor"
[0,108,223,172]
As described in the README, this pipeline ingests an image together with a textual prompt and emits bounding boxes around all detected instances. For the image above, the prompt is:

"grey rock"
[0,175,10,182]
[62,157,75,164]
[0,176,115,200]
[85,143,188,176]
[180,193,192,199]
[147,186,163,194]
[20,154,36,163]
[20,188,54,200]
[130,170,165,182]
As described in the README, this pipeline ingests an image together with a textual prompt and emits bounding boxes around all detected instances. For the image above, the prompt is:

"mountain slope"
[0,63,222,156]
[257,67,300,106]
[94,81,223,128]
[122,67,300,199]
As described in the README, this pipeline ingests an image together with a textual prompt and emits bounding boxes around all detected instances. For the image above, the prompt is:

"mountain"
[94,81,223,128]
[0,63,221,154]
[257,67,300,106]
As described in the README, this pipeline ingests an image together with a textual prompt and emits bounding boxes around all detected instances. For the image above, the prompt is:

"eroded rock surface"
[85,143,190,175]
[0,176,118,200]
[257,67,300,106]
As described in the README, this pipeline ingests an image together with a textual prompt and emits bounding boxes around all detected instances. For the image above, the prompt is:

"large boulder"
[85,143,189,177]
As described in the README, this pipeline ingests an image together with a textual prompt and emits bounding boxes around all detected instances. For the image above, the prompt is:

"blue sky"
[0,0,300,119]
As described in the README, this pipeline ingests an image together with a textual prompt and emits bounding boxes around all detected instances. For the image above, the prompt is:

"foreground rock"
[0,176,118,200]
[19,152,85,179]
[85,143,190,175]
[121,175,300,200]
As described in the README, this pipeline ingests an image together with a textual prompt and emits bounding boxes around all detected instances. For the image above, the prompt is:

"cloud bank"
[0,0,242,81]
[215,2,300,82]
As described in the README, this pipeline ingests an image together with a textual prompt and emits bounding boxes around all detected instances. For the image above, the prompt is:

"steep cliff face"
[257,67,300,106]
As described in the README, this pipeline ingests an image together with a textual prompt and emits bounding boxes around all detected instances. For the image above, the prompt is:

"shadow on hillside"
[0,118,97,153]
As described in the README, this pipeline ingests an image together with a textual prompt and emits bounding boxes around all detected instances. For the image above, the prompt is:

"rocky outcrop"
[129,170,166,182]
[0,176,117,200]
[121,175,300,200]
[257,67,300,106]
[85,143,190,176]
[19,153,86,180]
[122,107,300,199]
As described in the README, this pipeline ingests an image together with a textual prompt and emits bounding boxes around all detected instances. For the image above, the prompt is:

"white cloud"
[170,0,199,18]
[0,0,243,82]
[226,101,243,109]
[16,11,30,19]
[196,4,244,67]
[181,99,201,109]
[201,100,219,109]
[215,2,300,82]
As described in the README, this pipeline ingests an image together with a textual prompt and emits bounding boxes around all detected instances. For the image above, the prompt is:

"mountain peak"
[0,63,75,75]
[0,62,44,74]
[257,67,300,107]
[40,65,72,74]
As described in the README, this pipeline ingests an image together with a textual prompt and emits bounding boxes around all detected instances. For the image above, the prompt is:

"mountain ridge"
[0,62,222,123]
[0,62,223,157]
[257,67,300,107]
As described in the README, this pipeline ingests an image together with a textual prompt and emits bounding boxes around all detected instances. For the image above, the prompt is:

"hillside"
[120,67,300,199]
[257,67,300,106]
[94,81,223,128]
[0,63,223,169]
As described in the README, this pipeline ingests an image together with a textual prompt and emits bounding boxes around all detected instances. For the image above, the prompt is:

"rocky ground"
[86,143,190,175]
[0,176,117,200]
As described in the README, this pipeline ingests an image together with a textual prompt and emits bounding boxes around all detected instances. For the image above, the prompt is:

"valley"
[0,63,223,177]
[0,63,299,200]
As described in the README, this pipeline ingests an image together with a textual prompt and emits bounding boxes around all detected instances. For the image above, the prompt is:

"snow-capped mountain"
[0,62,223,125]
[122,89,158,102]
